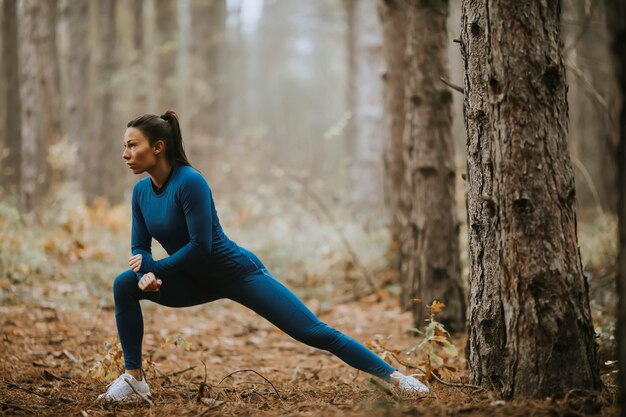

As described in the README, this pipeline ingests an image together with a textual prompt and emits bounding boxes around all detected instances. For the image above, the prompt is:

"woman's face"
[122,127,160,174]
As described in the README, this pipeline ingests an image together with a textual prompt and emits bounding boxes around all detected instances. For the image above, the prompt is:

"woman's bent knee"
[113,269,138,302]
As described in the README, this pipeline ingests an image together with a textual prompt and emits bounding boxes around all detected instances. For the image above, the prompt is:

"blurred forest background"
[0,0,623,414]
[0,0,618,329]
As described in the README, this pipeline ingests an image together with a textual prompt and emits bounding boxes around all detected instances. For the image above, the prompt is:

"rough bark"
[377,0,407,284]
[2,0,22,195]
[606,0,626,413]
[399,0,465,333]
[461,0,601,398]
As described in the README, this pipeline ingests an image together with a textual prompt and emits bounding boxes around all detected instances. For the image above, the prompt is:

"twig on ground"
[3,378,73,403]
[0,401,33,413]
[196,397,226,417]
[218,369,281,398]
[196,360,210,403]
[386,350,484,391]
[123,379,154,406]
[3,379,51,400]
[155,365,196,380]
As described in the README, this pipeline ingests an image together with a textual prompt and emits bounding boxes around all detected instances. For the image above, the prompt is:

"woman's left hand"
[129,254,142,272]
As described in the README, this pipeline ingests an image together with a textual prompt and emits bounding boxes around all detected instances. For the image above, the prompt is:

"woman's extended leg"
[112,269,222,371]
[219,268,399,381]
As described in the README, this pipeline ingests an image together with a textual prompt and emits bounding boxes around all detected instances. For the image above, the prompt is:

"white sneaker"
[97,373,150,402]
[389,370,430,393]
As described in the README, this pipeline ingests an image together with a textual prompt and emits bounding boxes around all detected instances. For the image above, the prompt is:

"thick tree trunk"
[378,0,407,283]
[461,0,601,398]
[606,0,626,413]
[400,0,465,333]
[2,0,22,195]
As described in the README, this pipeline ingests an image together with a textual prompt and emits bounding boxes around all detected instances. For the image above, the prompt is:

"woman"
[97,110,429,401]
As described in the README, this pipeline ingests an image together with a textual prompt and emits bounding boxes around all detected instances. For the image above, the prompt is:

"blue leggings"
[113,266,398,381]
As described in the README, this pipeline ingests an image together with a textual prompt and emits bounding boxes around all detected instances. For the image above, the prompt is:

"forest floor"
[0,286,619,417]
[0,196,620,416]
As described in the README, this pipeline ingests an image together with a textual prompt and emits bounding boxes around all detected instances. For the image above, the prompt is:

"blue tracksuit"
[113,162,397,380]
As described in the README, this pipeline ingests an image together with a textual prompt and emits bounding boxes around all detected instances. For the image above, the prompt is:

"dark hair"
[126,110,191,167]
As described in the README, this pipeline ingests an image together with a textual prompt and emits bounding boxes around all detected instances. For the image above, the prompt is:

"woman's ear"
[153,139,165,155]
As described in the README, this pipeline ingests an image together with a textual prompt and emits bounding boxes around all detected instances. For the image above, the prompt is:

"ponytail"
[127,109,192,167]
[159,110,191,167]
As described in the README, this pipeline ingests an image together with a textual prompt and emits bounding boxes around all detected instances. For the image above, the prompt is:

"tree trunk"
[344,0,357,164]
[345,0,385,206]
[189,0,227,177]
[87,0,119,204]
[39,0,63,191]
[569,0,618,213]
[64,0,89,184]
[176,0,191,130]
[461,0,602,398]
[378,0,407,283]
[191,0,227,137]
[2,0,22,196]
[156,0,177,111]
[399,0,465,333]
[606,0,626,413]
[18,0,42,212]
[132,0,148,110]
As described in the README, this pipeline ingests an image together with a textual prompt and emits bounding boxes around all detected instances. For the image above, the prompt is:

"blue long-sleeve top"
[131,163,260,281]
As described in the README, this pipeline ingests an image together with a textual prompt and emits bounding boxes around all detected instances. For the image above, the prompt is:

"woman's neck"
[147,159,173,190]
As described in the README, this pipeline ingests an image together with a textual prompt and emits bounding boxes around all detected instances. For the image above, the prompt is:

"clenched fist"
[138,272,162,292]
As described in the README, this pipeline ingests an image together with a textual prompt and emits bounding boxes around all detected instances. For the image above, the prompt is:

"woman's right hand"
[129,254,142,272]
[138,272,162,292]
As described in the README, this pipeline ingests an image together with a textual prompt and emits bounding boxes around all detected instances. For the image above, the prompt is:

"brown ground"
[0,287,618,417]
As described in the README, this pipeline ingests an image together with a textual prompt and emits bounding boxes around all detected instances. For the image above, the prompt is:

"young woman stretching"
[97,110,429,401]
